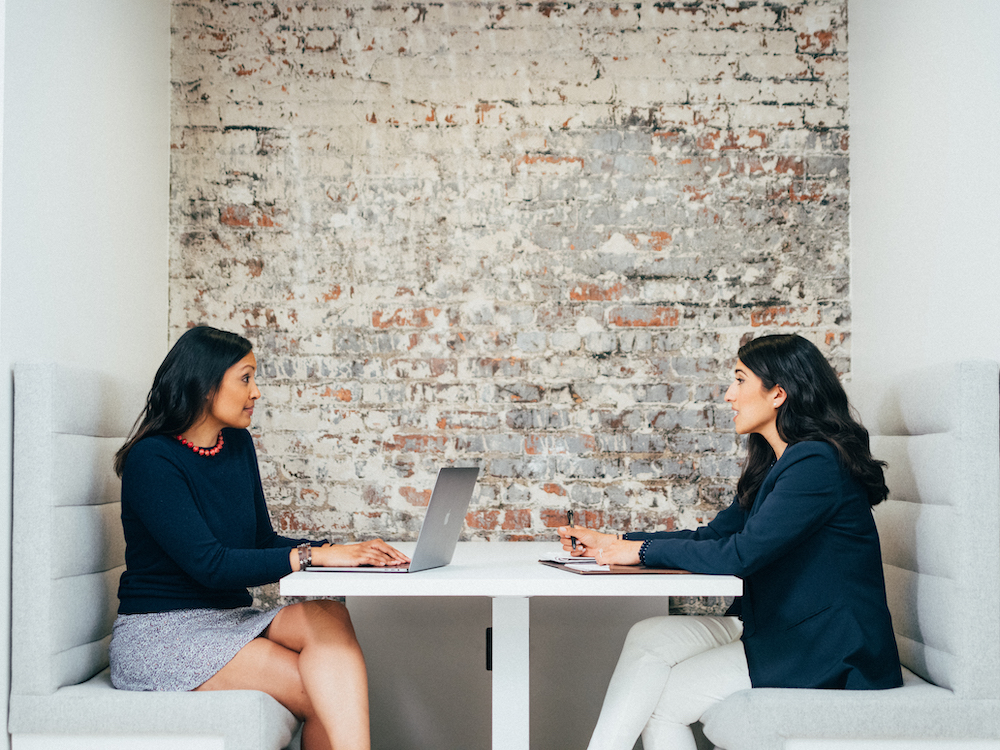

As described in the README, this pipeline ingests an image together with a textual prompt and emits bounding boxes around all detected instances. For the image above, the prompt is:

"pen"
[567,509,577,550]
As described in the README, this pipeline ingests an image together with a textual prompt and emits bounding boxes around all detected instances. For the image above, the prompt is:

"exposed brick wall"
[170,1,850,554]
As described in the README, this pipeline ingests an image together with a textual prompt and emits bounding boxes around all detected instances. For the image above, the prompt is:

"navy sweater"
[117,428,322,615]
[626,441,902,690]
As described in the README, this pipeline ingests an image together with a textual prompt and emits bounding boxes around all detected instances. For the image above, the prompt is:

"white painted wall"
[1,0,170,371]
[850,0,1000,382]
[0,0,170,745]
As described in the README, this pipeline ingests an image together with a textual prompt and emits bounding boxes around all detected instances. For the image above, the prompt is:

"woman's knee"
[623,615,740,666]
[624,615,709,653]
[307,599,357,636]
[641,713,699,750]
[651,641,752,726]
[269,599,358,651]
[624,616,672,649]
[299,598,352,623]
[197,638,317,720]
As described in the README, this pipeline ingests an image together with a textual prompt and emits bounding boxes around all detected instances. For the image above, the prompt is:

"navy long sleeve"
[628,441,902,690]
[636,445,854,577]
[117,428,323,614]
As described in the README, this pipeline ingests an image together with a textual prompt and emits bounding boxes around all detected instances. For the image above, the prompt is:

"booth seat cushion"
[701,669,1000,750]
[9,669,298,748]
[9,363,300,749]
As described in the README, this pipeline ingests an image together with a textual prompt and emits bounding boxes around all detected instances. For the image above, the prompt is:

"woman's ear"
[771,385,787,409]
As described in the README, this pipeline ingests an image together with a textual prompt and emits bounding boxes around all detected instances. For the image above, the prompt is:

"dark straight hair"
[113,326,253,476]
[734,334,888,510]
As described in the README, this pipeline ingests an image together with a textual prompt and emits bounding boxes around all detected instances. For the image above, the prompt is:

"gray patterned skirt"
[110,605,286,691]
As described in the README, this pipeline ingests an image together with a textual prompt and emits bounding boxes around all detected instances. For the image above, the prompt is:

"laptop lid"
[310,466,479,573]
[407,466,479,572]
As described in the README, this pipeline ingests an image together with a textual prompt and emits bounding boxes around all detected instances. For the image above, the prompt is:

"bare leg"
[197,600,369,750]
[267,600,370,750]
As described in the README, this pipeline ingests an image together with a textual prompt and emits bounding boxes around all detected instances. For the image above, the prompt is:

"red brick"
[749,305,821,327]
[774,156,805,176]
[683,185,711,202]
[400,486,431,507]
[314,386,352,401]
[514,154,585,172]
[372,307,443,329]
[541,508,571,528]
[609,306,680,328]
[501,509,532,530]
[466,509,500,530]
[570,282,626,301]
[649,231,673,251]
[219,204,283,228]
[319,285,342,301]
[363,485,390,508]
[797,29,835,53]
[275,509,311,533]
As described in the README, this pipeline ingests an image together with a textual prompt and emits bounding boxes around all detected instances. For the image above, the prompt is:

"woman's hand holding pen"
[556,526,643,566]
[309,540,411,569]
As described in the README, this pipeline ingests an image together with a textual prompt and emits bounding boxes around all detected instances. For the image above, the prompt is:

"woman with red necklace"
[110,326,408,750]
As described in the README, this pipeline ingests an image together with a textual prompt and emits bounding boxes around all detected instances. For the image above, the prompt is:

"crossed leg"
[586,615,747,750]
[196,599,370,750]
[641,637,751,750]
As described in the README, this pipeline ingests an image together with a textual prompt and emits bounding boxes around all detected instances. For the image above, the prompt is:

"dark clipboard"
[539,560,690,575]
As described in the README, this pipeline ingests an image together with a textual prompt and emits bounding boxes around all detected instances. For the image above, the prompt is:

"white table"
[280,541,742,750]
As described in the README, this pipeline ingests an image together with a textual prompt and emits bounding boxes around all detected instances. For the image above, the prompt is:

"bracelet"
[297,543,312,571]
[638,539,652,566]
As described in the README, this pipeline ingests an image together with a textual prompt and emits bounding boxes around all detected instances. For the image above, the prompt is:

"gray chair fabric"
[701,360,1000,749]
[9,363,299,749]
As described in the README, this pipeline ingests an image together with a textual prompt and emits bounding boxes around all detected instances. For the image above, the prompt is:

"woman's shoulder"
[127,433,176,461]
[120,434,181,481]
[784,440,836,459]
[775,441,840,475]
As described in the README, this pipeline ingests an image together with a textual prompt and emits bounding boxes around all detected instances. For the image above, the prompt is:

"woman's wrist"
[291,542,324,571]
[296,543,312,571]
[637,539,652,566]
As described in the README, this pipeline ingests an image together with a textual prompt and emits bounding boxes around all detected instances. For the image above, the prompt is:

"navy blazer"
[629,441,903,690]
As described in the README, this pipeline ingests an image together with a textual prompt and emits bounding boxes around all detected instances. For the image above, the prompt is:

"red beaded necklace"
[175,432,224,457]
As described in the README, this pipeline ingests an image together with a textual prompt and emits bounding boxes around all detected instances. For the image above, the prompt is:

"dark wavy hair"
[113,326,253,476]
[734,334,888,510]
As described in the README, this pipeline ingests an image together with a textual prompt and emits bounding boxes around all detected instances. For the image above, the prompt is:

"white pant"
[587,615,751,750]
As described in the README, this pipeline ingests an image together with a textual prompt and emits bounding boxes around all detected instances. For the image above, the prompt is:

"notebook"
[307,466,480,573]
[538,554,689,575]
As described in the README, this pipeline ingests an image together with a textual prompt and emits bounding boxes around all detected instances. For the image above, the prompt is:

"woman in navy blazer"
[559,334,902,750]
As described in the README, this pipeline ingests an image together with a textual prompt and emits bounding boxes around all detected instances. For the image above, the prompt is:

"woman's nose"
[724,383,736,401]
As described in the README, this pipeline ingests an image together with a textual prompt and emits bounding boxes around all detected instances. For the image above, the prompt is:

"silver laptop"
[308,466,479,573]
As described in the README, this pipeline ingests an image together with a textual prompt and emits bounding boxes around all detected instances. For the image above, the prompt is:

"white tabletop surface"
[280,541,742,598]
